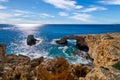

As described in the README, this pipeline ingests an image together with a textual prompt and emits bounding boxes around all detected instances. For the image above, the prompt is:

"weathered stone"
[1,33,120,80]
[85,33,120,67]
[55,35,89,51]
[33,57,76,80]
[6,54,30,65]
[85,67,120,80]
[72,64,91,79]
[30,56,44,69]
[76,37,89,52]
[27,35,37,46]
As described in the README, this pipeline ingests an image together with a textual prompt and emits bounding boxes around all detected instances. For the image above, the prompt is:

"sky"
[0,0,120,24]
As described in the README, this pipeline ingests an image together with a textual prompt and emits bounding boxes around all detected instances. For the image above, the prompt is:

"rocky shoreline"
[0,33,120,80]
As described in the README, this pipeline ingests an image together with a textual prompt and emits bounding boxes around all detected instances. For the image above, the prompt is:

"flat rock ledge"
[1,33,120,80]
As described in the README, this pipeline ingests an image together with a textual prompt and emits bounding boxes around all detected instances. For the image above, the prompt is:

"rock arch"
[56,35,89,52]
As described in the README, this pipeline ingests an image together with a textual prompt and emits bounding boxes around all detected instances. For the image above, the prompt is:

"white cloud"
[43,0,83,10]
[41,13,54,18]
[14,9,31,14]
[100,0,120,5]
[0,13,12,19]
[0,0,8,2]
[81,6,107,13]
[0,12,40,24]
[0,5,7,9]
[69,13,92,22]
[58,12,68,16]
[0,10,55,24]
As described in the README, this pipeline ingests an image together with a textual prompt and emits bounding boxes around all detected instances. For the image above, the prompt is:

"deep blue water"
[0,24,120,64]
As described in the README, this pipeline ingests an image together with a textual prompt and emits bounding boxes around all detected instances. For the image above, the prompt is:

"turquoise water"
[0,24,120,64]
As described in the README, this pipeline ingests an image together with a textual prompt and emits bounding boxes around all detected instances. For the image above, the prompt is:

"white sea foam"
[9,37,48,59]
[58,46,91,64]
[50,38,60,45]
[0,27,14,30]
[67,39,76,43]
[58,46,68,54]
[69,55,91,64]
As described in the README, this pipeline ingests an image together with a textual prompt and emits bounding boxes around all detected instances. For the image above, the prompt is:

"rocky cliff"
[0,33,120,80]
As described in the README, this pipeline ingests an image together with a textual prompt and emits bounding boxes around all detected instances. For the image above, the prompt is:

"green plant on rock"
[112,61,120,70]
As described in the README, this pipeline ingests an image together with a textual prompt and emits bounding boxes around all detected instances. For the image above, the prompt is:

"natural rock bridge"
[55,35,89,52]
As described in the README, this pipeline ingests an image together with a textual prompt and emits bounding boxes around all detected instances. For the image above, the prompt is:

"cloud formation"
[0,5,7,9]
[58,12,68,16]
[43,0,83,10]
[41,13,55,18]
[100,0,120,5]
[0,0,8,2]
[69,13,91,22]
[81,6,107,13]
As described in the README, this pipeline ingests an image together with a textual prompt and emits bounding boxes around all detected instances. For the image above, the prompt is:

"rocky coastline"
[0,33,120,80]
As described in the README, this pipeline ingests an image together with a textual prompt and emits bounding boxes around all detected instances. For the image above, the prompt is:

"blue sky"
[0,0,120,24]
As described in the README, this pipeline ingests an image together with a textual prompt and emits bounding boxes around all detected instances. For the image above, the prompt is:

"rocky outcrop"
[33,57,74,80]
[3,55,91,80]
[1,33,120,80]
[84,33,120,80]
[55,33,120,80]
[4,54,44,80]
[85,67,120,80]
[56,35,89,51]
[85,33,120,67]
[27,35,38,46]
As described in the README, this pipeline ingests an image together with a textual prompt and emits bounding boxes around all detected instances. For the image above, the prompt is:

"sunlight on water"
[14,24,43,34]
[14,24,43,29]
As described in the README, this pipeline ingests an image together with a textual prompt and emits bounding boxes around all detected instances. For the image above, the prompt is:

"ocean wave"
[50,38,60,45]
[9,37,48,59]
[69,55,91,64]
[58,46,91,64]
[0,27,14,30]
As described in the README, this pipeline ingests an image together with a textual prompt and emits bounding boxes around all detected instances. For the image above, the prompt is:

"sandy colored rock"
[1,33,120,80]
[85,33,120,67]
[33,57,76,80]
[72,64,91,78]
[85,67,120,80]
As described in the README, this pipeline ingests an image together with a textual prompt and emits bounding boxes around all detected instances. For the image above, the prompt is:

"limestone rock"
[30,56,44,69]
[85,33,120,67]
[33,57,76,80]
[85,67,120,80]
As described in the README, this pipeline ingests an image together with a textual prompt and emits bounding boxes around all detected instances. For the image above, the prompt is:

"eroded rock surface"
[1,33,120,80]
[85,33,120,67]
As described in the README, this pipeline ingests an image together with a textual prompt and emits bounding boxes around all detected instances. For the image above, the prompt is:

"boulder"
[72,64,91,78]
[5,54,30,65]
[27,35,37,46]
[33,57,76,80]
[30,56,44,69]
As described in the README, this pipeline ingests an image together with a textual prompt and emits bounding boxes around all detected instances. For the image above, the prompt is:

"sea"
[0,24,120,64]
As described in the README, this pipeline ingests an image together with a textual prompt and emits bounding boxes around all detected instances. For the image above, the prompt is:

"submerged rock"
[27,35,38,46]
